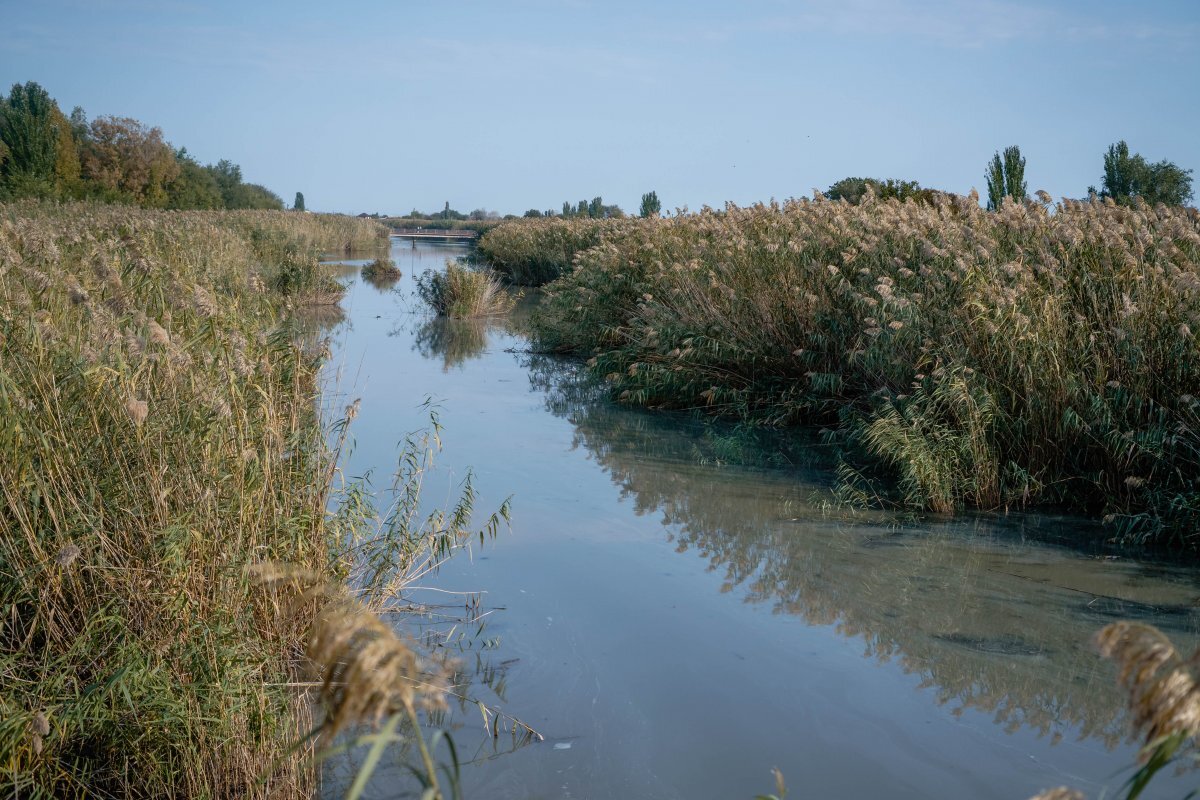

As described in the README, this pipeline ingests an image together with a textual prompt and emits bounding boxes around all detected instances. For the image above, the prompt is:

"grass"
[475,217,634,285]
[519,194,1200,549]
[417,261,517,318]
[360,257,401,288]
[0,201,501,797]
[1029,621,1200,800]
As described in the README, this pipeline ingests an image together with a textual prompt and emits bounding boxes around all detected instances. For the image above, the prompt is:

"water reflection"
[413,317,493,371]
[523,352,1200,750]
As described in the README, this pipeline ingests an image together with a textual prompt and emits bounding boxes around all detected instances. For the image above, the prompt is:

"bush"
[417,261,516,318]
[361,257,401,287]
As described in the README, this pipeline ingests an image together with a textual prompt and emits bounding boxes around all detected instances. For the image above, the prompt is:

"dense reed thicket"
[0,203,464,796]
[522,194,1200,548]
[475,216,634,285]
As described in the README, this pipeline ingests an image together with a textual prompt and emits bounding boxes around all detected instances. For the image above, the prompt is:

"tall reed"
[417,261,517,318]
[476,217,634,285]
[528,195,1200,547]
[0,202,479,796]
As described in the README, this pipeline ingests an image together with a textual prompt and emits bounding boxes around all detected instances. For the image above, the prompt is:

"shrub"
[417,261,516,318]
[361,257,401,287]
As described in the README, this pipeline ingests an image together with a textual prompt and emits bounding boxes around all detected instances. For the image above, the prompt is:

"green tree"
[985,145,1027,210]
[1095,140,1194,207]
[562,200,572,217]
[524,209,542,217]
[293,191,305,211]
[0,81,62,198]
[826,177,935,205]
[577,199,588,217]
[225,182,284,210]
[165,148,222,209]
[208,159,243,207]
[81,115,180,207]
[639,190,661,218]
[442,201,450,220]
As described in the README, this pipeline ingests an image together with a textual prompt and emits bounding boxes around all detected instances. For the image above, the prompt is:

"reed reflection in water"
[525,351,1200,752]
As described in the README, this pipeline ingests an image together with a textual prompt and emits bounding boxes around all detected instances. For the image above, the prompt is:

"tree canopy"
[640,190,661,218]
[985,145,1027,210]
[825,177,937,205]
[1094,140,1193,207]
[0,81,286,210]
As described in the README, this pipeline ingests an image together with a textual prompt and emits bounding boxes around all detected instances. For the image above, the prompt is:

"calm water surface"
[317,239,1200,799]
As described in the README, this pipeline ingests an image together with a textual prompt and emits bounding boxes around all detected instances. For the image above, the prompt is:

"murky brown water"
[317,239,1200,799]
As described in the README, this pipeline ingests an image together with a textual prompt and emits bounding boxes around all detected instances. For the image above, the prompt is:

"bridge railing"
[388,228,479,238]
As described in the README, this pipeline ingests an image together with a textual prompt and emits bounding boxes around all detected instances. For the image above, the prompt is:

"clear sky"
[1,0,1197,214]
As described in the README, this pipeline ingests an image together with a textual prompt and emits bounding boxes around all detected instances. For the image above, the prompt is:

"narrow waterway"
[318,239,1200,800]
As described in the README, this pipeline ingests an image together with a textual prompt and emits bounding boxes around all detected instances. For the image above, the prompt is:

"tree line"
[0,81,293,210]
[826,142,1193,209]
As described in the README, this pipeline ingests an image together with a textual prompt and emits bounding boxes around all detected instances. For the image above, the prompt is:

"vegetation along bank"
[0,202,487,796]
[476,193,1200,549]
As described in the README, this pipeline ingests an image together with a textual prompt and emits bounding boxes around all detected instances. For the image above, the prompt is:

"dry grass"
[1030,622,1200,800]
[417,261,517,318]
[0,202,485,797]
[476,216,635,285]
[526,195,1200,547]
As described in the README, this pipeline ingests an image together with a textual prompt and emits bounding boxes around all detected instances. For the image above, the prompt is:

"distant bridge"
[388,228,479,241]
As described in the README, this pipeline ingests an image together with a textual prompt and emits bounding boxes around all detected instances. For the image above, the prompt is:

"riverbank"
[0,203,394,795]
[478,196,1200,549]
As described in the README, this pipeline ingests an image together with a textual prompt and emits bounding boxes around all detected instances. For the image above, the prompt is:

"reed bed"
[527,195,1200,548]
[417,261,517,318]
[0,202,481,797]
[360,257,402,288]
[476,217,635,285]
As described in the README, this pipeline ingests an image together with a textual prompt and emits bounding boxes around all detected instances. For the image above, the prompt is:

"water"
[316,239,1200,799]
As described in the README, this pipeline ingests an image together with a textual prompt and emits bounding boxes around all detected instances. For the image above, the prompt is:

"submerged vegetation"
[0,203,499,797]
[492,195,1200,548]
[417,261,517,318]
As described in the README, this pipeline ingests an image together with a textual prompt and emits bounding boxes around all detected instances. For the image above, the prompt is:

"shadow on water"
[522,350,1200,751]
[318,237,1200,799]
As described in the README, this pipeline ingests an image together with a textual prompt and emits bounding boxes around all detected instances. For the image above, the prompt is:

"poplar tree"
[985,145,1027,210]
[640,190,661,217]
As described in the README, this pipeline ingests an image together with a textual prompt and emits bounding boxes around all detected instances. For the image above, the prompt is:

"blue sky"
[1,0,1197,214]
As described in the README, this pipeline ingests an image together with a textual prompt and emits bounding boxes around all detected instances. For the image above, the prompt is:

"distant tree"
[293,191,305,211]
[562,200,572,218]
[226,182,283,210]
[524,209,542,217]
[442,201,451,220]
[165,148,222,209]
[577,199,588,217]
[985,145,1027,210]
[639,190,661,218]
[207,159,243,207]
[81,115,180,207]
[826,176,934,205]
[825,177,872,204]
[1094,140,1193,207]
[588,196,604,218]
[68,106,88,142]
[0,81,62,198]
